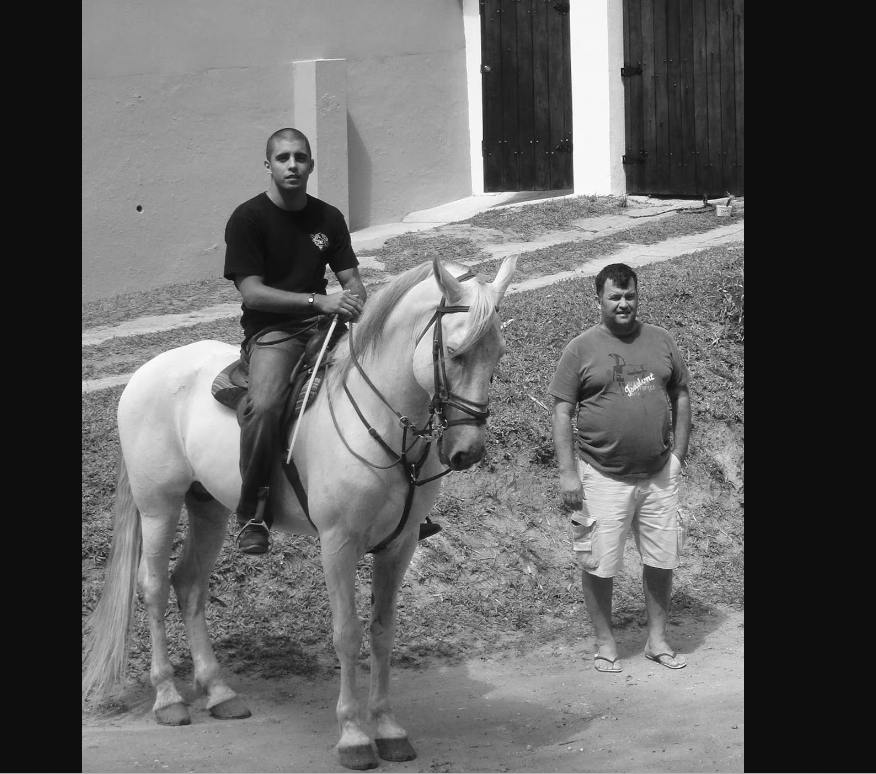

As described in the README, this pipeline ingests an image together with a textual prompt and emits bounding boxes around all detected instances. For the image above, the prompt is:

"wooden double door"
[480,0,573,192]
[622,0,744,197]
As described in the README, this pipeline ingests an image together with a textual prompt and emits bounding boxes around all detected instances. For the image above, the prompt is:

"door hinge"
[621,64,643,77]
[622,152,647,165]
[553,3,570,14]
[555,139,572,154]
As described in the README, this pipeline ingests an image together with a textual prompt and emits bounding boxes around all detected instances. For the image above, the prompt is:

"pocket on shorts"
[676,508,689,552]
[570,513,599,571]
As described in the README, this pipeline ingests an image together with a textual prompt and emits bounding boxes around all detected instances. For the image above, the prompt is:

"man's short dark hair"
[266,128,312,161]
[595,263,638,297]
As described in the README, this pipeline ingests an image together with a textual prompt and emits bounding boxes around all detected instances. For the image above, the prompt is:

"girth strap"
[281,456,318,533]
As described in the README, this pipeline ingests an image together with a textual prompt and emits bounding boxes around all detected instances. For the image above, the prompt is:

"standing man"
[549,263,692,672]
[224,128,365,555]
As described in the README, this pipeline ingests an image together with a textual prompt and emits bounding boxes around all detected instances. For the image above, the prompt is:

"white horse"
[82,255,517,770]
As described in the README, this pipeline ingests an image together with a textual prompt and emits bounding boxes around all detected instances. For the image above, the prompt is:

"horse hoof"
[375,736,417,762]
[338,743,379,770]
[209,696,252,719]
[155,703,191,726]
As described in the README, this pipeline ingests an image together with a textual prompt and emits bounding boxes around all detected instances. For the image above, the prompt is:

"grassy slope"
[82,243,743,687]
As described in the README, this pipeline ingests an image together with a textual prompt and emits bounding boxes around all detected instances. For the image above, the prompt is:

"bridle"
[324,270,493,553]
[417,292,492,436]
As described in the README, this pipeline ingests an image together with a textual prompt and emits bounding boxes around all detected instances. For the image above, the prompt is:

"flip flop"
[644,651,687,669]
[594,654,622,673]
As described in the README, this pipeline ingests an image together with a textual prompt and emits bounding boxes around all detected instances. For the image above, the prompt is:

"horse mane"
[326,260,499,390]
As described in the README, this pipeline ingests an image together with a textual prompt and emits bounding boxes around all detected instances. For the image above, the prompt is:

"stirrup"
[235,519,272,554]
[418,518,442,541]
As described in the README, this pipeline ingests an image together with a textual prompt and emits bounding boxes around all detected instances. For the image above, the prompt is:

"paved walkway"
[82,194,743,393]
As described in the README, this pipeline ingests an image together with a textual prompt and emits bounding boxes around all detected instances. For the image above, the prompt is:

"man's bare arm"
[667,385,691,463]
[236,273,363,320]
[335,267,367,322]
[551,397,583,508]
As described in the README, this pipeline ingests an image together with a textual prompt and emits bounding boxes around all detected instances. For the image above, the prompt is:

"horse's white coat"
[83,255,517,769]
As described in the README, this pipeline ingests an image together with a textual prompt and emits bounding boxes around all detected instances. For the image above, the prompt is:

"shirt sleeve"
[326,210,358,274]
[665,333,691,391]
[223,213,265,281]
[548,343,582,404]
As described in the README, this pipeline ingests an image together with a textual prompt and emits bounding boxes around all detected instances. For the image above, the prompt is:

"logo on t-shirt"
[609,353,656,398]
[310,232,329,251]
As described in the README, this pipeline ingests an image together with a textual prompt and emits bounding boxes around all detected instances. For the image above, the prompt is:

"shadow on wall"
[347,117,371,231]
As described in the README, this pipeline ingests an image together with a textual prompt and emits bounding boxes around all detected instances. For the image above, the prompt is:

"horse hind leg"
[368,538,419,762]
[137,493,191,726]
[171,491,251,720]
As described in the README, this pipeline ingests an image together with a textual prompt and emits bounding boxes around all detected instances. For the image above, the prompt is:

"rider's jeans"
[236,326,314,528]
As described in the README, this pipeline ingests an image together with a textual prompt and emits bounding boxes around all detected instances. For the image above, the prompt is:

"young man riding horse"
[223,128,439,554]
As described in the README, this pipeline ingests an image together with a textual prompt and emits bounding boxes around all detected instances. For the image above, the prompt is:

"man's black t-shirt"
[223,193,358,342]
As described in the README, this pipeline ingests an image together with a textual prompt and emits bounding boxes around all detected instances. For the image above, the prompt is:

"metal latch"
[622,152,647,165]
[621,64,643,77]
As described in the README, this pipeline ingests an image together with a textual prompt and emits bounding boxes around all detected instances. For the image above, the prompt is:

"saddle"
[208,317,442,547]
[211,318,344,433]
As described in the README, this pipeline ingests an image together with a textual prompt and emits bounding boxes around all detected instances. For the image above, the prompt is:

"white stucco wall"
[570,1,626,196]
[82,0,471,301]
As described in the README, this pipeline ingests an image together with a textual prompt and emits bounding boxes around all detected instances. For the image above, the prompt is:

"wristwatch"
[307,293,315,308]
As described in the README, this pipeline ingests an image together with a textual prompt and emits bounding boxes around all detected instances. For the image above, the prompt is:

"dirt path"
[82,606,742,773]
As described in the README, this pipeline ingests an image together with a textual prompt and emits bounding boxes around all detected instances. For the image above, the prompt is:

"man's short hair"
[595,263,638,297]
[266,128,312,161]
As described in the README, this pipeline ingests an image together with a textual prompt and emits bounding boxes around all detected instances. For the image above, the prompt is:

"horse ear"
[488,255,518,303]
[432,256,465,305]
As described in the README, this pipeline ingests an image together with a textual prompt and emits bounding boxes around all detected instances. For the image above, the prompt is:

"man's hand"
[318,289,363,322]
[552,397,584,511]
[559,471,584,510]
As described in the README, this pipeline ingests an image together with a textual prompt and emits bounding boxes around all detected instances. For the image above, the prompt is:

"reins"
[331,270,491,553]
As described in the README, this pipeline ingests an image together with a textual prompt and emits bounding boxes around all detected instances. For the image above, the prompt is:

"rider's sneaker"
[418,519,442,540]
[236,520,271,555]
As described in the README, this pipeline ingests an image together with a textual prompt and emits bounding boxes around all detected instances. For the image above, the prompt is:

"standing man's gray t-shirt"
[548,322,689,477]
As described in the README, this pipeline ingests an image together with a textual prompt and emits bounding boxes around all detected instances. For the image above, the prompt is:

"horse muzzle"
[438,428,486,470]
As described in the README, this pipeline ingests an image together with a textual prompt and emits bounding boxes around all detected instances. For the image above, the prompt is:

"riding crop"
[286,313,338,463]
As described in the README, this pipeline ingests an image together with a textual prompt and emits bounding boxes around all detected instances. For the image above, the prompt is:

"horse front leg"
[172,494,251,720]
[321,537,378,770]
[138,508,190,726]
[368,535,418,762]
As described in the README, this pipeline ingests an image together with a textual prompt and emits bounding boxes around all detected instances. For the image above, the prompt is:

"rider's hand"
[317,290,364,322]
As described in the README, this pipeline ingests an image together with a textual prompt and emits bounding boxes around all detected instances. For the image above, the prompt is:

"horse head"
[411,255,517,470]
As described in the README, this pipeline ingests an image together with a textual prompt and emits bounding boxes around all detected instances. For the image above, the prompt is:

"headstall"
[325,271,493,553]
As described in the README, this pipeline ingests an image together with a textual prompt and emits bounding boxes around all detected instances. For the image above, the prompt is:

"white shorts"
[576,454,683,578]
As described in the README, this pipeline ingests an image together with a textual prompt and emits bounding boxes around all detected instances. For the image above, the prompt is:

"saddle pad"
[211,360,249,409]
[210,358,323,419]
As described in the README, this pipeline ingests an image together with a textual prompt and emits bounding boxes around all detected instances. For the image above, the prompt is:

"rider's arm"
[236,274,362,319]
[335,267,367,321]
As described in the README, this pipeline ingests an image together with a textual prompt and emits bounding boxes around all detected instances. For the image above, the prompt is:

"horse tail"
[82,452,142,704]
